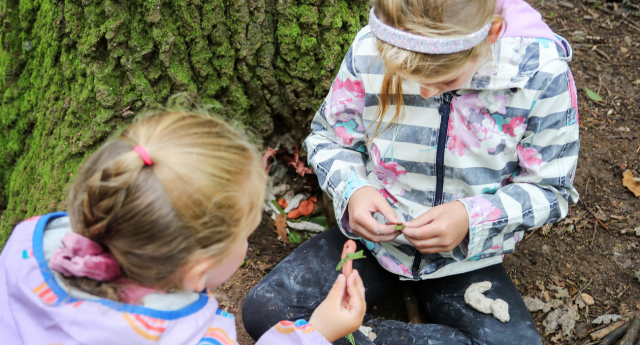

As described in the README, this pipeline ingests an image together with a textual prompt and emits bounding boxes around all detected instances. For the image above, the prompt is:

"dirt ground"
[213,1,640,344]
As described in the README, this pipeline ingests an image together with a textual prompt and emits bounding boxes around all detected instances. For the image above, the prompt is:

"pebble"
[581,293,595,306]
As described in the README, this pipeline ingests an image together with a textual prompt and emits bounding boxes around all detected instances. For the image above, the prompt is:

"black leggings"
[242,226,541,345]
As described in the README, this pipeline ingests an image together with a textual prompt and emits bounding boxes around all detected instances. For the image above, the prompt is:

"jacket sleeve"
[458,60,580,260]
[255,320,332,345]
[302,43,372,238]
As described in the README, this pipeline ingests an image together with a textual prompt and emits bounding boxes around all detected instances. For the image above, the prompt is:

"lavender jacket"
[0,213,331,345]
[303,0,580,279]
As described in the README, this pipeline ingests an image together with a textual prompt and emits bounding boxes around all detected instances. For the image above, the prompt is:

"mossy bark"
[0,0,369,245]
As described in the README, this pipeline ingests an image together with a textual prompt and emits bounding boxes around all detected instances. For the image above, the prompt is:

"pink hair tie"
[133,145,153,166]
[50,232,121,281]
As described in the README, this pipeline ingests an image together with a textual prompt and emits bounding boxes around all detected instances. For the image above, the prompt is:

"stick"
[618,314,640,345]
[401,284,421,325]
[593,47,611,61]
[584,205,609,231]
[591,321,627,341]
[524,227,540,240]
[600,322,630,345]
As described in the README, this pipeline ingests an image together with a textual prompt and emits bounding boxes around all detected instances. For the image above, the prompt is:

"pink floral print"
[369,144,410,197]
[447,93,502,156]
[516,145,543,174]
[324,78,365,126]
[467,196,502,226]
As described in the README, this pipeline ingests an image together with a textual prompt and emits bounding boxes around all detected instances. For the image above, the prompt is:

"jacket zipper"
[411,92,453,279]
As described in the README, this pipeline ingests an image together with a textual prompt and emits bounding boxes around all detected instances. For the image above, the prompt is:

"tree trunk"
[0,0,369,244]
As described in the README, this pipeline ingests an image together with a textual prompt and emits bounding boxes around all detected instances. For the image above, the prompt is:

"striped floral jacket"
[303,26,580,280]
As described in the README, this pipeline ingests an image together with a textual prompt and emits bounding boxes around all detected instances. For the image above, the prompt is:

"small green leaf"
[345,333,356,345]
[395,224,405,231]
[336,250,367,270]
[584,87,603,102]
[288,232,302,244]
[634,79,640,85]
[309,216,329,230]
[240,261,245,267]
[271,200,285,214]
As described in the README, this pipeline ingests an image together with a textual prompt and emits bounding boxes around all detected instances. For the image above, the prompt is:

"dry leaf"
[544,309,563,334]
[623,170,640,197]
[524,297,547,312]
[274,214,289,243]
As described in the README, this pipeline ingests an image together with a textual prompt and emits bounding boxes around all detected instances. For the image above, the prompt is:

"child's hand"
[401,201,470,254]
[309,271,366,342]
[348,186,401,242]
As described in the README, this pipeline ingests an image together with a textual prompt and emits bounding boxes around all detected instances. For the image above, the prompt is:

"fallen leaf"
[551,331,562,342]
[576,295,586,309]
[581,293,595,306]
[623,170,640,197]
[552,276,566,287]
[544,309,564,334]
[585,87,603,102]
[524,296,547,312]
[635,79,640,85]
[575,322,592,339]
[288,232,302,244]
[592,314,622,325]
[274,214,289,243]
[569,286,578,296]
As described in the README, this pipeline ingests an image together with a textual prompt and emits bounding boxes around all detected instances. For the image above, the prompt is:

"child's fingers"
[403,210,436,229]
[354,211,399,238]
[373,195,401,224]
[353,270,366,298]
[346,271,366,315]
[326,274,347,303]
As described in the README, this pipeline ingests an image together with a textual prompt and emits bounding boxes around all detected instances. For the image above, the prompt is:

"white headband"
[369,8,492,54]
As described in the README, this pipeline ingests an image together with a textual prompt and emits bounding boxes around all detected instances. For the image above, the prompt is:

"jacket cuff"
[457,197,488,259]
[334,172,373,238]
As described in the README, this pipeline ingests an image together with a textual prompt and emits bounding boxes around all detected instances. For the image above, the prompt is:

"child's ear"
[486,19,505,46]
[183,260,213,292]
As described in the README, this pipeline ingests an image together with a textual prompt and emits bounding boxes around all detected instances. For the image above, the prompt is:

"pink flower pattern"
[369,144,410,197]
[467,197,502,226]
[447,93,502,156]
[324,78,365,126]
[503,116,526,137]
[516,145,543,175]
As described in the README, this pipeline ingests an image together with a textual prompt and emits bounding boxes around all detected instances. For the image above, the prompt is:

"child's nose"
[419,85,442,99]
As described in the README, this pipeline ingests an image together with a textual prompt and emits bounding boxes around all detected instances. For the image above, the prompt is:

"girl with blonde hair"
[0,112,366,344]
[244,0,579,343]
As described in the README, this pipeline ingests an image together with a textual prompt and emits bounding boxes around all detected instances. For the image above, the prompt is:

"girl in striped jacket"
[244,0,579,344]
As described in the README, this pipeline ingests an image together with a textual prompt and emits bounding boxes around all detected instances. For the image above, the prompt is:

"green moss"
[0,0,369,247]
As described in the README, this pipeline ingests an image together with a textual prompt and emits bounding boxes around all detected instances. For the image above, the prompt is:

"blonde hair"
[64,112,266,301]
[369,0,499,143]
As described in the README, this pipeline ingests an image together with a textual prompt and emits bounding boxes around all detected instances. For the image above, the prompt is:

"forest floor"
[213,1,640,344]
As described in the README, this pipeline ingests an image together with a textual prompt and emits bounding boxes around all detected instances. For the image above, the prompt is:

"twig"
[584,205,609,231]
[591,221,598,246]
[585,176,591,196]
[525,227,540,240]
[617,285,630,299]
[579,278,594,295]
[593,46,611,61]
